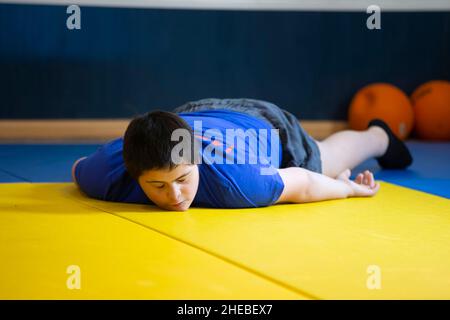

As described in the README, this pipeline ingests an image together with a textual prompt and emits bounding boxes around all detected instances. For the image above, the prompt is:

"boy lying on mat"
[72,98,412,211]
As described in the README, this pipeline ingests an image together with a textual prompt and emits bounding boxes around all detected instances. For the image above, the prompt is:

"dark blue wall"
[0,4,449,119]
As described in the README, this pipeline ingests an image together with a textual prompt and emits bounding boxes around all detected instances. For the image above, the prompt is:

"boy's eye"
[177,179,186,183]
[156,184,164,189]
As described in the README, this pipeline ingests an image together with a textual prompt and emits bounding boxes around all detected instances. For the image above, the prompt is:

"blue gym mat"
[0,140,449,199]
[352,140,450,198]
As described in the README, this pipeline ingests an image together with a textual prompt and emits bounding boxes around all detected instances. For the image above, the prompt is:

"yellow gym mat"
[65,181,450,299]
[0,183,305,300]
[1,182,449,299]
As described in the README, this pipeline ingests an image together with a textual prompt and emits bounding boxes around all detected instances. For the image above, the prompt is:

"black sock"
[368,119,413,169]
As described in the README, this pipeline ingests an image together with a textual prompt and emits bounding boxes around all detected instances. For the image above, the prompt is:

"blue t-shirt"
[75,109,285,208]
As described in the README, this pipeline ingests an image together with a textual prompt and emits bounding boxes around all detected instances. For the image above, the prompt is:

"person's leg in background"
[315,126,389,179]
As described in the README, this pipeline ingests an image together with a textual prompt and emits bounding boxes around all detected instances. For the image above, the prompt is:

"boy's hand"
[336,169,380,197]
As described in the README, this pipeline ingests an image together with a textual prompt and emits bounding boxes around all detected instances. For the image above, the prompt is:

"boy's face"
[138,164,199,211]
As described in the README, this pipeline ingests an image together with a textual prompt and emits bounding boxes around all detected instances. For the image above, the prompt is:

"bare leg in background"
[316,127,389,179]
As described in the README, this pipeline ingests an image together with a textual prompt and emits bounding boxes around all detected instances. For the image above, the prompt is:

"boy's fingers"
[365,171,373,187]
[345,169,351,178]
[369,182,380,193]
[338,169,352,180]
[353,181,380,197]
[372,182,380,193]
[356,173,364,184]
[363,171,375,188]
[366,180,380,193]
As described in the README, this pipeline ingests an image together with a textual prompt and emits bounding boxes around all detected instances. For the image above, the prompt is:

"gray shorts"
[173,98,322,173]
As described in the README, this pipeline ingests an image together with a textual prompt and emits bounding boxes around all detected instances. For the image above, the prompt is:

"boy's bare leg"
[315,127,389,178]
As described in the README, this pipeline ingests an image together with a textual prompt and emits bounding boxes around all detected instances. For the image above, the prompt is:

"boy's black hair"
[123,110,197,180]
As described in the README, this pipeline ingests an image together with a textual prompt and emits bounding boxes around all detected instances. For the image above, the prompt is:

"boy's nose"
[166,184,182,202]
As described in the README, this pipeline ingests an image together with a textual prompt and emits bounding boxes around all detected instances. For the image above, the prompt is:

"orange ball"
[410,80,450,140]
[348,83,414,140]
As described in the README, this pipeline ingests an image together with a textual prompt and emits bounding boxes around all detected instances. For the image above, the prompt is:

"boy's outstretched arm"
[275,167,380,204]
